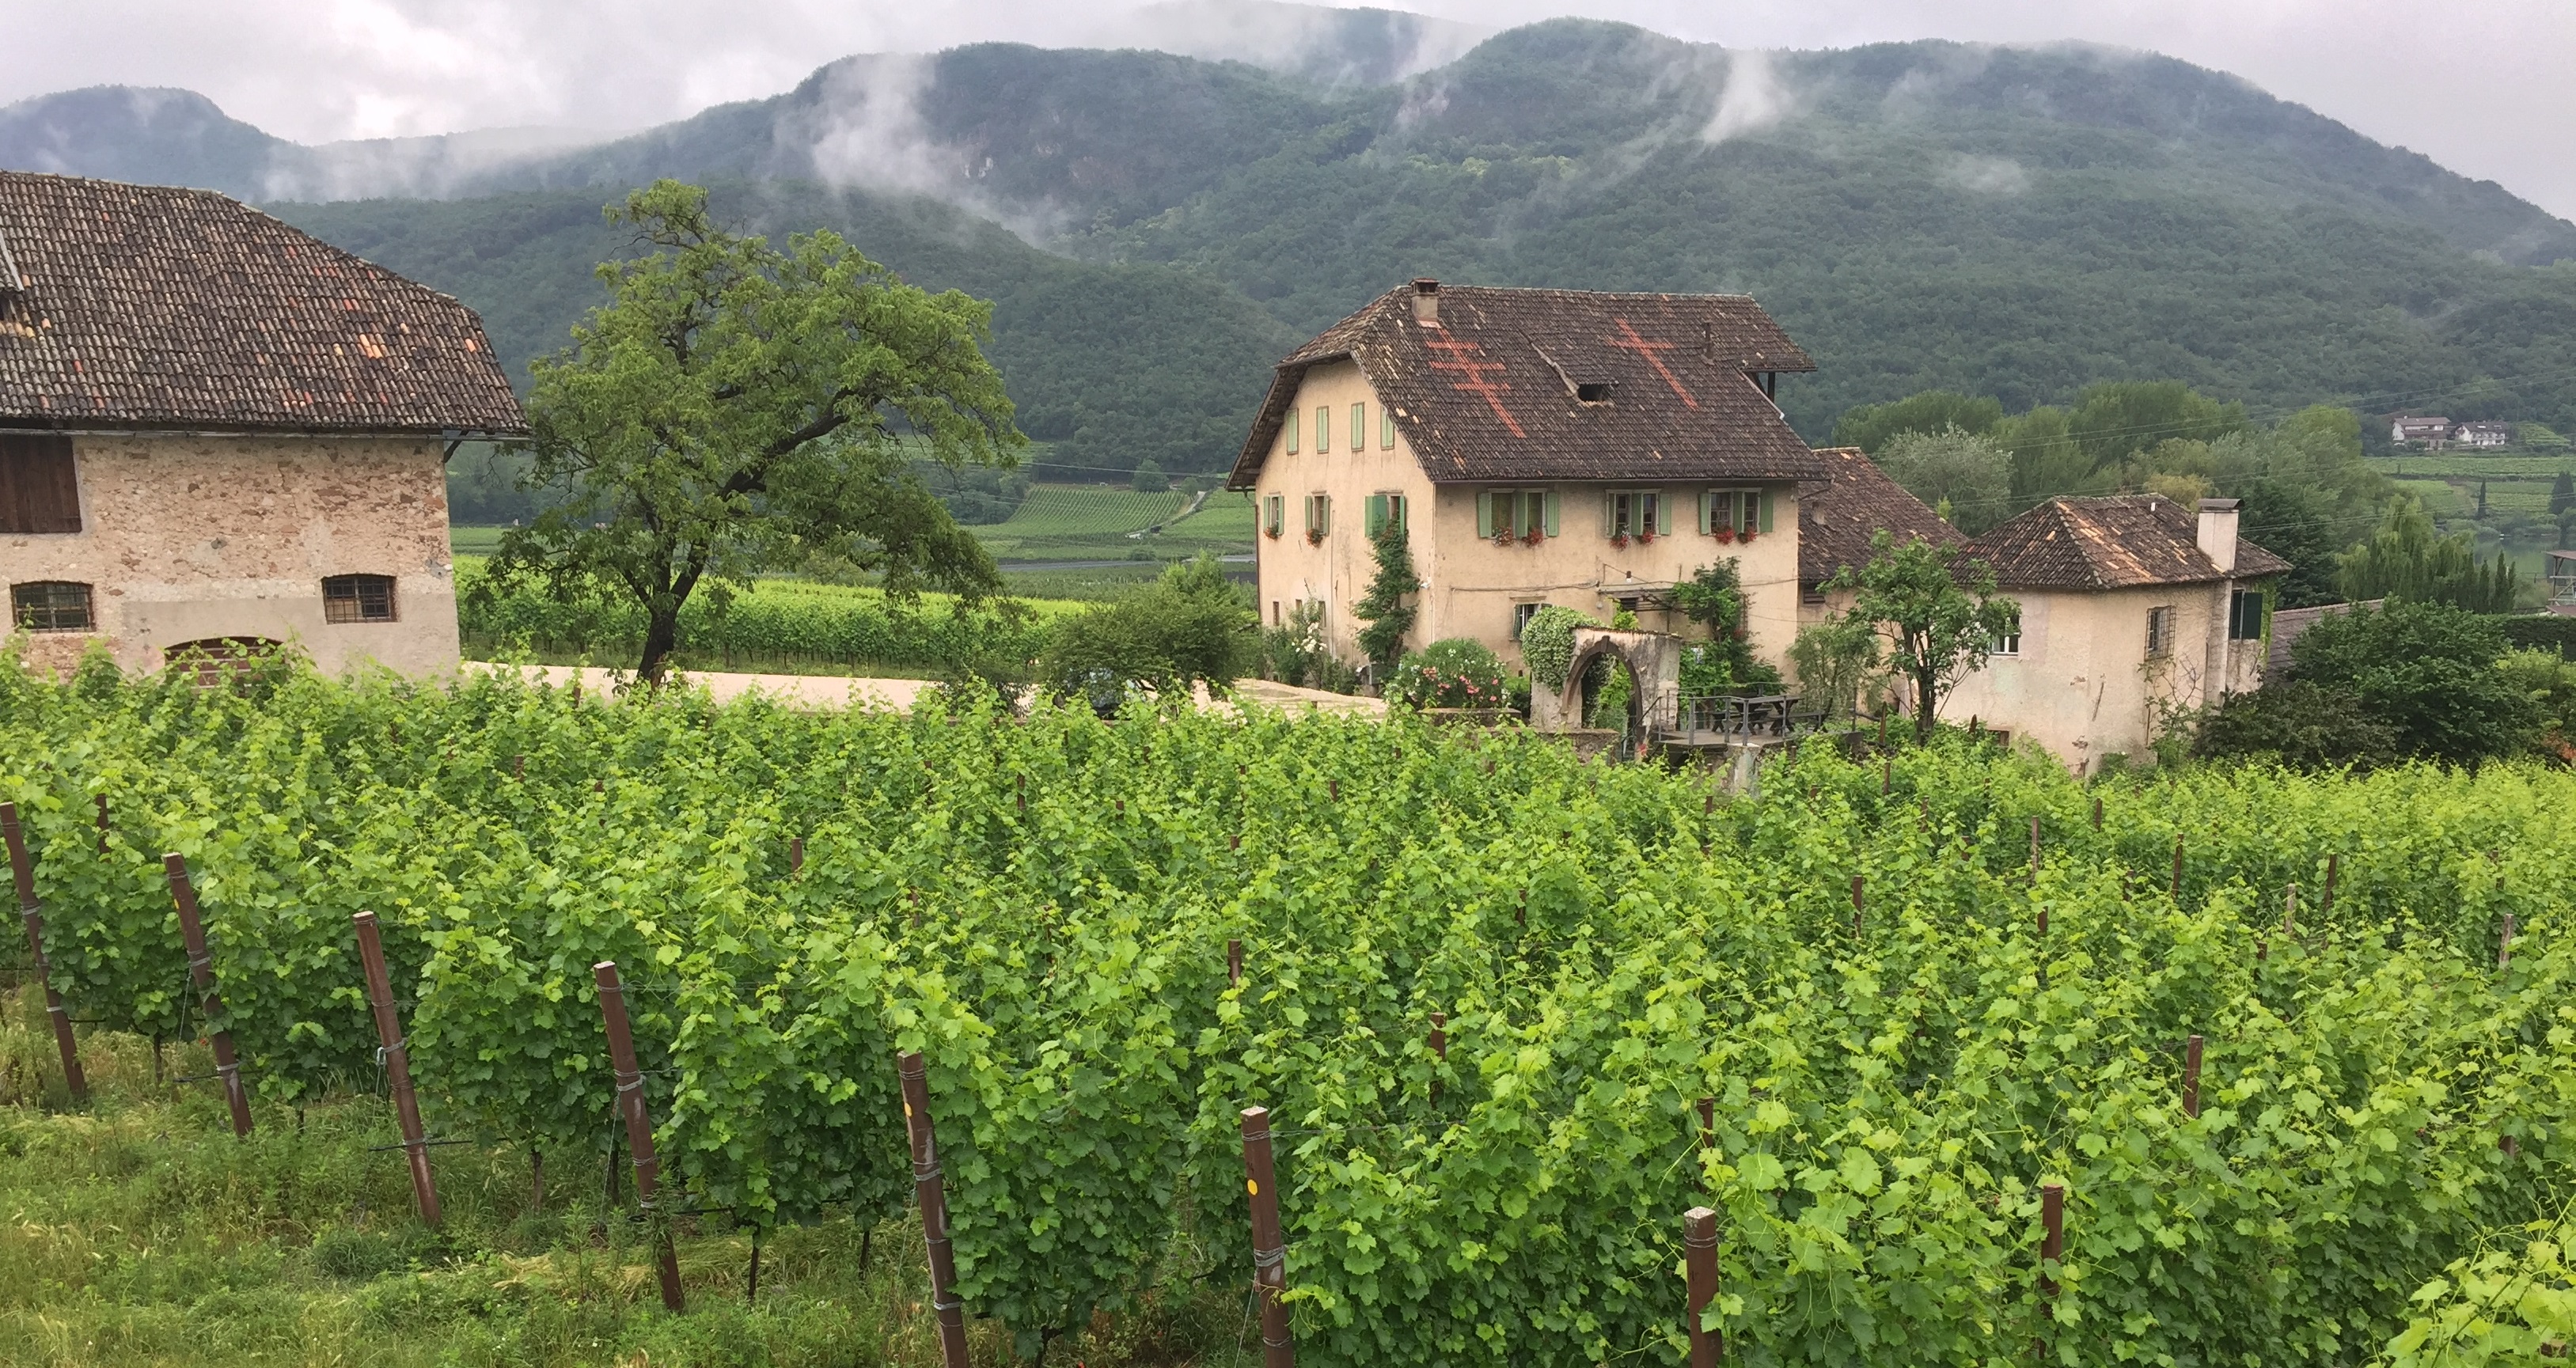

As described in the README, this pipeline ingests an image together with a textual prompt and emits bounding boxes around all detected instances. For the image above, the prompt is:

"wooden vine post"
[353,911,441,1226]
[788,836,804,876]
[2499,912,2517,971]
[2036,1182,2066,1360]
[1850,875,1865,938]
[2091,796,2103,831]
[94,794,109,854]
[594,961,685,1312]
[2321,852,2339,915]
[164,854,252,1137]
[897,1052,970,1368]
[1239,1106,1296,1368]
[2171,836,2184,900]
[2282,884,2299,936]
[2,802,86,1101]
[2181,1035,2203,1119]
[1683,1206,1723,1366]
[2,803,86,1102]
[1228,938,1243,987]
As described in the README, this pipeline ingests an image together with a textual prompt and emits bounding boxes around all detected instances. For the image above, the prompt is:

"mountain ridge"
[6,11,2574,477]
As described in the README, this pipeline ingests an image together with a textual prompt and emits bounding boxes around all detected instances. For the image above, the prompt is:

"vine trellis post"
[594,960,684,1312]
[355,911,440,1226]
[2,802,86,1103]
[164,854,252,1137]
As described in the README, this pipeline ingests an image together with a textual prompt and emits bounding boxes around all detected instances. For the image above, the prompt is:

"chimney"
[1410,277,1440,327]
[2196,498,2240,574]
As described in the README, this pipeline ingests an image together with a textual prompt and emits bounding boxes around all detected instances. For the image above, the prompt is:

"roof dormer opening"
[1576,381,1615,404]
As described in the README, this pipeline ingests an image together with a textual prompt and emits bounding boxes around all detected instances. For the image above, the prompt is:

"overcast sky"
[10,0,2573,220]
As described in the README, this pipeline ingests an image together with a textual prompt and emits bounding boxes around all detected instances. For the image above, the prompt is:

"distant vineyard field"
[5,661,2574,1365]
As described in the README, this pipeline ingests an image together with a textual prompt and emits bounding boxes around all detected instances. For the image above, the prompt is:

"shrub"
[1037,554,1254,711]
[1131,460,1170,494]
[2288,599,2541,764]
[2193,682,2402,770]
[1390,639,1507,709]
[2502,616,2576,660]
[1519,606,1592,691]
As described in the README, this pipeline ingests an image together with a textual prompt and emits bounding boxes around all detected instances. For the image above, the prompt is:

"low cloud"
[1941,153,2028,194]
[1702,49,1790,143]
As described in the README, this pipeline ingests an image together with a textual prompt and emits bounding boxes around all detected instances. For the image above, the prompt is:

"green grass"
[2373,455,2576,479]
[969,485,1254,561]
[0,990,1228,1367]
[452,485,1257,567]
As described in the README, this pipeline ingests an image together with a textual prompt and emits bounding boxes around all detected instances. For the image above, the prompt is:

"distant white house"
[2454,420,2511,448]
[2392,415,2453,448]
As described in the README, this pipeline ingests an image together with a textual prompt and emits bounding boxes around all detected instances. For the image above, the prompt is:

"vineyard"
[3,656,2574,1366]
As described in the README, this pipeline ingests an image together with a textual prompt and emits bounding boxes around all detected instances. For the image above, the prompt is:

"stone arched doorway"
[1531,627,1681,745]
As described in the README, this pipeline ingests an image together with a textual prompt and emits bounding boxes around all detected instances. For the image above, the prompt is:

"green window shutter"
[1315,407,1330,453]
[1320,495,1330,536]
[1602,491,1618,537]
[1285,410,1299,454]
[1352,404,1366,453]
[1758,489,1775,534]
[1381,407,1395,449]
[1697,491,1713,536]
[1394,493,1409,532]
[1543,491,1561,537]
[1658,491,1674,536]
[1366,493,1388,536]
[1477,491,1494,538]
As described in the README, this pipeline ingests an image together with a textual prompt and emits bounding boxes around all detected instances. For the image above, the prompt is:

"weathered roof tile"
[1229,282,1821,487]
[1964,495,2291,590]
[1797,446,1966,589]
[0,171,525,434]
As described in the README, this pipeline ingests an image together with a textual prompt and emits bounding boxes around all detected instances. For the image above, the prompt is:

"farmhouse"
[1941,495,2286,766]
[0,171,522,679]
[1227,279,1824,672]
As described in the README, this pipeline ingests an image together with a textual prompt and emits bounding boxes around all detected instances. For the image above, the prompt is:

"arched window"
[9,580,94,631]
[322,574,397,623]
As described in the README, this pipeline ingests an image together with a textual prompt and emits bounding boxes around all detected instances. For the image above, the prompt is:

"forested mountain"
[8,10,2575,476]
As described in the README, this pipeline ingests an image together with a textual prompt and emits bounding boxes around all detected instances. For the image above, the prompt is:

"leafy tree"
[2550,469,2574,517]
[1830,391,2003,452]
[485,181,1022,683]
[1671,560,1781,695]
[1131,458,1170,493]
[2286,599,2540,764]
[1827,530,2019,733]
[1787,611,1884,720]
[2066,380,2247,469]
[2338,496,2521,612]
[2192,681,2401,770]
[1876,428,2014,533]
[1038,554,1254,711]
[2522,423,2571,453]
[1993,405,2095,516]
[1352,512,1421,674]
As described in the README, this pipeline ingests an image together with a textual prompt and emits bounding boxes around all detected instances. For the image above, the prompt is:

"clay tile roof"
[1963,494,2290,591]
[1227,282,1822,488]
[1797,446,1965,589]
[0,171,525,435]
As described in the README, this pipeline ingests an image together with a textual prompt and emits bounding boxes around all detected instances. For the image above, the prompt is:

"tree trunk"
[1914,665,1939,737]
[637,604,681,685]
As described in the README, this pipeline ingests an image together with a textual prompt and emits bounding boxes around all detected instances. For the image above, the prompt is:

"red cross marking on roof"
[1423,332,1526,438]
[1604,317,1697,409]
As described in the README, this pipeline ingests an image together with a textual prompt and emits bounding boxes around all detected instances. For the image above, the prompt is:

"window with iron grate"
[10,580,93,631]
[323,574,397,623]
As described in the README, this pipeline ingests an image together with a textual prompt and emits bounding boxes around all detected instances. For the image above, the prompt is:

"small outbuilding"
[1,170,524,678]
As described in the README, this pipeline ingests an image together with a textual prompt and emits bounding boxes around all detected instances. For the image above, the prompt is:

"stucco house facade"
[0,171,523,679]
[1227,279,1825,673]
[1941,495,2286,767]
